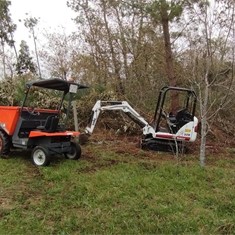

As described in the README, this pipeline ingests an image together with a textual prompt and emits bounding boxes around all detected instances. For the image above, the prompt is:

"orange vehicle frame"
[0,106,20,135]
[0,106,79,138]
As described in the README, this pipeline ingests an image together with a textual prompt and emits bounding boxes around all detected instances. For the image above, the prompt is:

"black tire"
[65,142,81,160]
[0,130,10,156]
[31,146,50,166]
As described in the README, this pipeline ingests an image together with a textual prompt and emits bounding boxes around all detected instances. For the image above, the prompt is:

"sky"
[9,0,77,50]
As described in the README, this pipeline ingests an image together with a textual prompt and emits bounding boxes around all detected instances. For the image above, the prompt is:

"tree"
[146,0,190,112]
[40,29,77,80]
[181,0,235,166]
[68,0,125,95]
[0,49,16,79]
[68,0,168,103]
[24,16,42,78]
[0,0,17,78]
[15,40,36,75]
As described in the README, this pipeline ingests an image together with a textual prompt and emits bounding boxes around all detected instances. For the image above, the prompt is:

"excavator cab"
[152,86,197,134]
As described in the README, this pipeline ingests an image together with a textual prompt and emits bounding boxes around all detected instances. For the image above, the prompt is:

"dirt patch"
[82,130,235,166]
[78,158,120,173]
[84,132,183,162]
[0,197,14,211]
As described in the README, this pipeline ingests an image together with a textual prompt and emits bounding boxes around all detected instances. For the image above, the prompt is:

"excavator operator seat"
[175,108,193,129]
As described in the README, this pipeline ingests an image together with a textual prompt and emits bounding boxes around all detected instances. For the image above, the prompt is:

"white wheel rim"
[66,151,76,159]
[33,149,46,165]
[66,146,76,159]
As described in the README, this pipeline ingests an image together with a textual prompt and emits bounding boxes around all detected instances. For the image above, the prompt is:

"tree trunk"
[32,29,42,78]
[160,2,179,112]
[199,37,210,167]
[10,31,18,62]
[200,84,209,167]
[102,0,125,96]
[114,7,129,81]
[1,40,6,78]
[200,119,206,167]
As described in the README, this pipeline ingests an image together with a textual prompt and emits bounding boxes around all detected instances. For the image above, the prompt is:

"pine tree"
[15,40,36,75]
[146,0,186,112]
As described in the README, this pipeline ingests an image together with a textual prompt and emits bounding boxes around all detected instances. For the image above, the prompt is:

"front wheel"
[0,130,10,156]
[31,146,50,166]
[65,142,81,160]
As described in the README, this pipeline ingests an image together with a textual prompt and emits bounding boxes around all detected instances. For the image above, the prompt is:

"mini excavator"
[85,86,198,152]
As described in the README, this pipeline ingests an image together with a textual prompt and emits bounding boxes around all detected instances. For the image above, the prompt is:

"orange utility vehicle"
[0,78,87,166]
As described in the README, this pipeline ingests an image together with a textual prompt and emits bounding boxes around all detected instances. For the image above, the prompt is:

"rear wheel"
[0,130,10,156]
[65,142,81,160]
[31,146,50,166]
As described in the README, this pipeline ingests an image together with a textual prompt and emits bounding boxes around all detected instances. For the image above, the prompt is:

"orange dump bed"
[0,106,20,135]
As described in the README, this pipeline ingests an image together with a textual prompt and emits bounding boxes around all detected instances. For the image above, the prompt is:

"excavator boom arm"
[85,100,154,135]
[85,99,198,144]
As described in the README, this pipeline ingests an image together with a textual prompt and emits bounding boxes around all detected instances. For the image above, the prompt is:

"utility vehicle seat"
[37,115,59,132]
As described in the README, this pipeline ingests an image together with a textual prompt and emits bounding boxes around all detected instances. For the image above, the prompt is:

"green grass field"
[0,139,234,234]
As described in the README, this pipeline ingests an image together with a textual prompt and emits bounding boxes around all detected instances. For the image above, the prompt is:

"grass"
[0,138,234,234]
